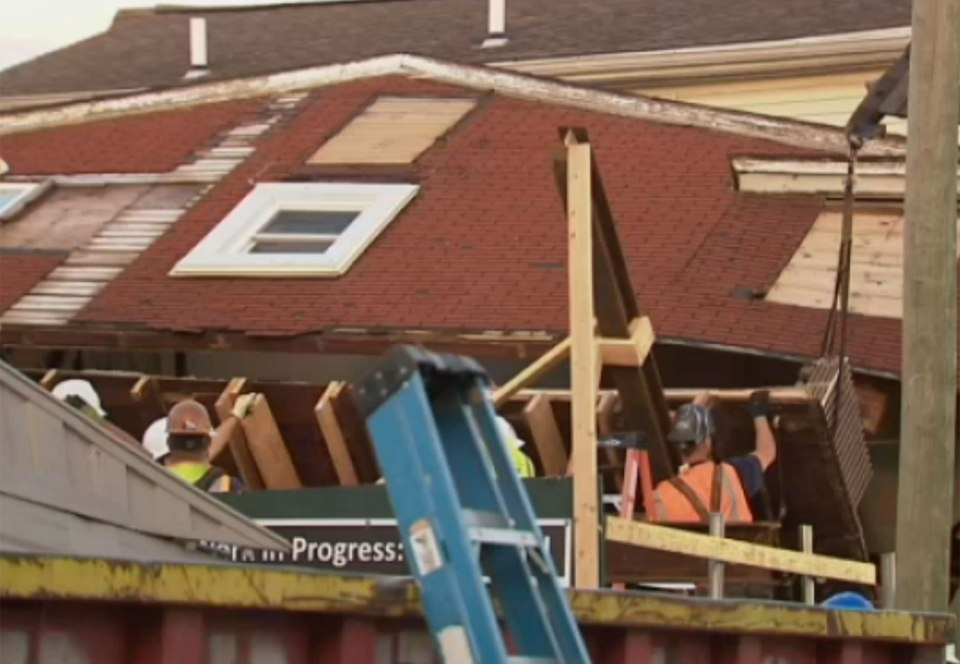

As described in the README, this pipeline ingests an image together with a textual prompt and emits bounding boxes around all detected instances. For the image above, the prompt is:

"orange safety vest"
[650,461,753,523]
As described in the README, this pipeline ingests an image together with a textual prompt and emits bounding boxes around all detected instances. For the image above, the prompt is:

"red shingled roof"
[3,75,906,375]
[1,99,264,175]
[0,251,65,313]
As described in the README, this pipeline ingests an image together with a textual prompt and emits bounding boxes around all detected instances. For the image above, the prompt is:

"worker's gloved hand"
[748,390,772,418]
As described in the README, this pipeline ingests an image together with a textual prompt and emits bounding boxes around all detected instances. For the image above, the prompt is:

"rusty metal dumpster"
[0,554,952,664]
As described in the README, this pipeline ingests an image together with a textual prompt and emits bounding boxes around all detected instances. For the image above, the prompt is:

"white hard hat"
[142,417,170,461]
[495,416,525,450]
[51,379,106,416]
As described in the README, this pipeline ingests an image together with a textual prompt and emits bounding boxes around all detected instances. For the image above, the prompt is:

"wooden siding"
[637,70,908,133]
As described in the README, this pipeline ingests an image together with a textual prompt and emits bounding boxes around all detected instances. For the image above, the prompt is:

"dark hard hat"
[667,404,714,445]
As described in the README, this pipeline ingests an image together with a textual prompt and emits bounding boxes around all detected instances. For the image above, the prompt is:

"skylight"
[171,182,418,276]
[0,182,50,221]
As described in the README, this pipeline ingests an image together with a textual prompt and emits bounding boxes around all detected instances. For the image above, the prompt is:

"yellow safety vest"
[168,462,235,493]
[512,447,536,478]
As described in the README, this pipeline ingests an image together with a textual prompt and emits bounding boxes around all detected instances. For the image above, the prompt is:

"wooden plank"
[13,295,87,311]
[209,417,240,467]
[597,317,655,367]
[567,139,600,589]
[314,382,359,486]
[309,97,476,165]
[39,369,59,390]
[129,375,166,436]
[509,386,813,404]
[329,383,381,484]
[235,393,302,490]
[854,380,890,437]
[605,516,877,585]
[64,252,136,267]
[29,280,105,296]
[492,337,571,406]
[213,378,264,491]
[521,394,567,477]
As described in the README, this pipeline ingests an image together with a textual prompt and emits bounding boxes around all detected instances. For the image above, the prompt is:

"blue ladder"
[355,345,591,664]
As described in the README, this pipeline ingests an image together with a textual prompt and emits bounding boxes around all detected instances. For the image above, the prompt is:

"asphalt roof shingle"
[0,0,912,97]
[0,250,65,314]
[1,74,927,376]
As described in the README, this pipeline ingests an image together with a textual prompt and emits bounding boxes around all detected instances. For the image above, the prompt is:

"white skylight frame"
[0,181,52,221]
[171,182,419,277]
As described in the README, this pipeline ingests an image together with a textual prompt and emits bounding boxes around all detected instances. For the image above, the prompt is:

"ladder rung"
[462,508,510,529]
[469,527,538,548]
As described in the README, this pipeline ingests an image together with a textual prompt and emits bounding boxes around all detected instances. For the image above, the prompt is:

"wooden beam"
[568,137,600,589]
[854,380,890,436]
[597,316,655,368]
[235,393,302,490]
[129,375,166,435]
[493,336,571,407]
[606,516,876,585]
[130,375,152,402]
[209,416,239,465]
[39,368,58,390]
[522,394,567,477]
[213,378,264,491]
[315,382,360,486]
[509,386,813,404]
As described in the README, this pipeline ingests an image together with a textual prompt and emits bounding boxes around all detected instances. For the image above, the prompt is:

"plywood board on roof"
[767,208,960,319]
[308,96,476,165]
[0,186,148,251]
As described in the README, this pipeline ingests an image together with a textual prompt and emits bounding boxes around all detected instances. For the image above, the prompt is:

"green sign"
[218,479,575,584]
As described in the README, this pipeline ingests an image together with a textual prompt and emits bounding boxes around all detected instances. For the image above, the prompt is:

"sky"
[0,0,324,70]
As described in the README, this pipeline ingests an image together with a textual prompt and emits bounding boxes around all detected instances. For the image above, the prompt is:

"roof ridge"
[0,53,905,156]
[153,0,411,13]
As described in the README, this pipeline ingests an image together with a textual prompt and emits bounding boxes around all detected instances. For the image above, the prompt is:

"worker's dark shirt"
[727,454,765,497]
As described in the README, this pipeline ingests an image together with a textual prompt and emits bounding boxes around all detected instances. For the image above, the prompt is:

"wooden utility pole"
[895,0,960,614]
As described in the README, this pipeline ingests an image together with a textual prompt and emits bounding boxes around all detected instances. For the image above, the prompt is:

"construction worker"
[52,379,107,421]
[496,415,537,479]
[375,415,536,485]
[649,390,776,523]
[160,400,242,494]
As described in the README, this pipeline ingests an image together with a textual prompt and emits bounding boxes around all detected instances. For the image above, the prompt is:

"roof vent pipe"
[185,17,209,79]
[482,0,508,48]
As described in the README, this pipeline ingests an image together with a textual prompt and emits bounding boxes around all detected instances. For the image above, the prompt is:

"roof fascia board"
[0,53,904,156]
[405,56,904,156]
[733,156,960,197]
[491,27,911,82]
[0,88,149,113]
[0,54,405,137]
